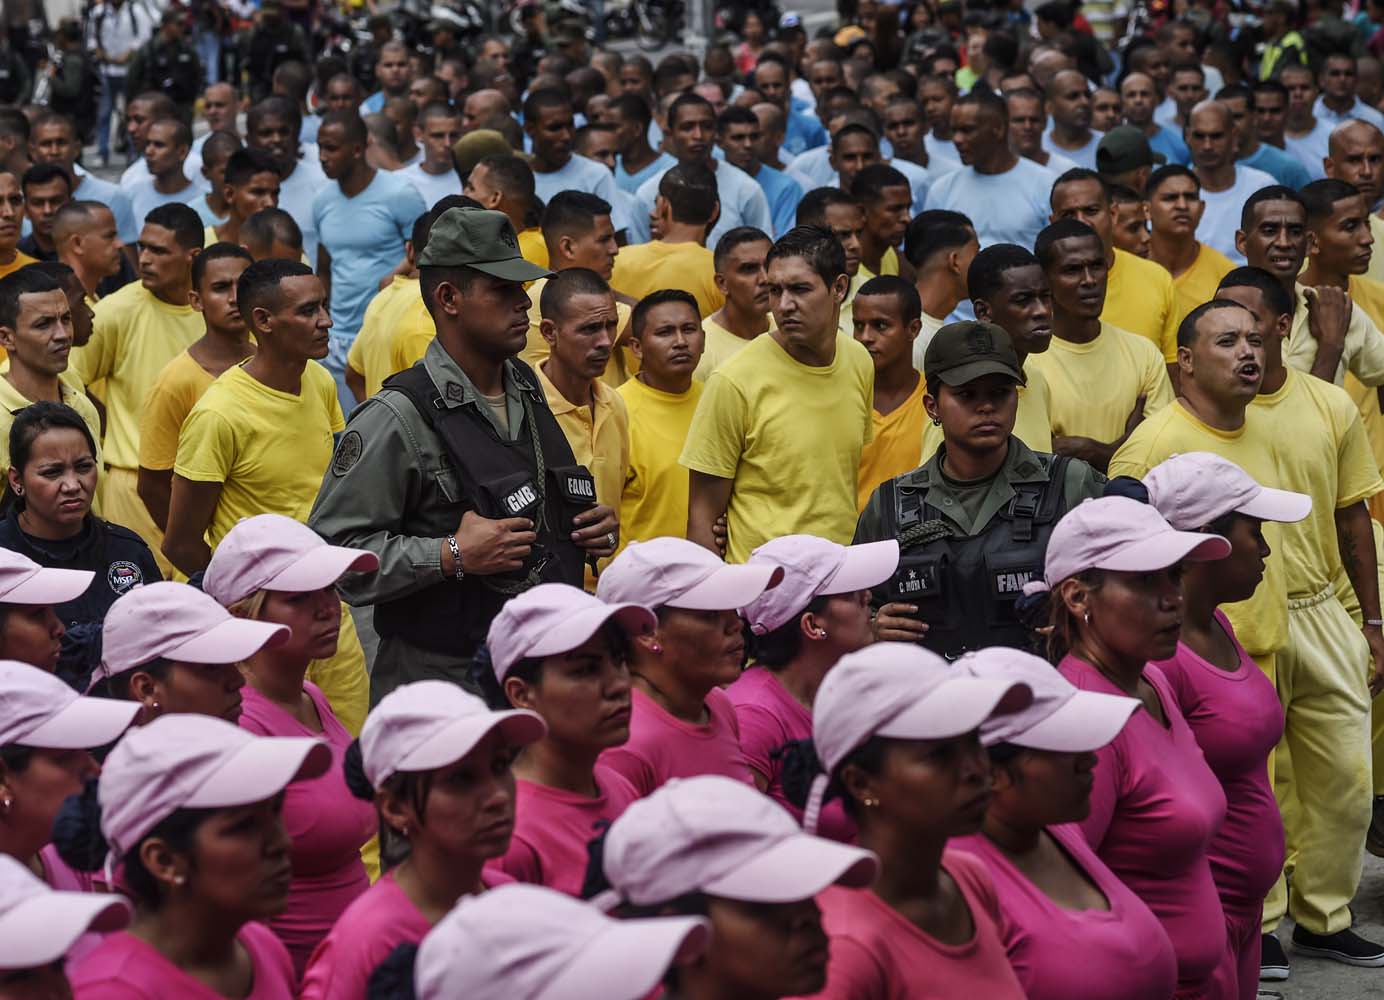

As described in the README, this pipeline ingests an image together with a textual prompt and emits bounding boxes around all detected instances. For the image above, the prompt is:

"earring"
[863,796,879,808]
[930,417,941,426]
[1,795,11,812]
[401,825,410,838]
[816,629,828,638]
[1083,612,1091,625]
[650,642,662,653]
[11,487,20,496]
[172,874,187,886]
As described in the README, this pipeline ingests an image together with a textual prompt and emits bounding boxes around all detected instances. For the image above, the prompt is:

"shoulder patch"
[107,560,142,595]
[333,430,364,476]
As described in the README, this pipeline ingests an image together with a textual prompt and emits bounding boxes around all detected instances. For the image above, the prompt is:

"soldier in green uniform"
[309,208,621,702]
[855,320,1105,659]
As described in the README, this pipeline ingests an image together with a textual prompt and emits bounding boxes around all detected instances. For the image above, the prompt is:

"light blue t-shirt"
[398,162,463,211]
[72,168,139,245]
[923,157,1056,250]
[278,155,328,264]
[1284,119,1333,182]
[1148,126,1190,166]
[1314,94,1384,132]
[300,114,321,145]
[628,159,772,248]
[1241,142,1313,190]
[617,152,673,194]
[1042,126,1104,170]
[788,145,834,189]
[1195,164,1277,265]
[752,163,803,238]
[783,110,828,157]
[361,90,386,115]
[126,177,201,224]
[925,133,961,169]
[313,169,427,344]
[188,193,228,228]
[532,154,630,233]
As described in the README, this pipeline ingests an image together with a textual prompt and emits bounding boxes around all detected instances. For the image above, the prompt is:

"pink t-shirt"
[801,849,1027,1000]
[238,682,374,976]
[1059,655,1229,992]
[952,824,1178,1000]
[500,766,640,897]
[38,844,104,966]
[726,666,857,843]
[1153,612,1286,921]
[70,922,294,999]
[598,686,754,796]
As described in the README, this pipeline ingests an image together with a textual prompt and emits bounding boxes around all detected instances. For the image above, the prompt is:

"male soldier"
[310,209,620,701]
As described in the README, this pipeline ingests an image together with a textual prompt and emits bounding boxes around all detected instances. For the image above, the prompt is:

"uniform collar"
[423,338,533,411]
[914,436,1050,488]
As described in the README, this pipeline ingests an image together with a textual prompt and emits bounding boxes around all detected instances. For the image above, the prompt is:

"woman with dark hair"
[472,583,655,897]
[56,714,331,997]
[299,681,546,1000]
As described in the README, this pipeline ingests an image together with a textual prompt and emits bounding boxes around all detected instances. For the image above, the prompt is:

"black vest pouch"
[478,470,544,521]
[984,548,1044,629]
[548,465,598,533]
[884,547,966,657]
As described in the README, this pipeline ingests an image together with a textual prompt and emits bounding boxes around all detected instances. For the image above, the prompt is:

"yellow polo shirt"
[1344,276,1384,520]
[346,277,434,398]
[920,362,1054,459]
[0,375,104,484]
[616,376,703,548]
[1286,283,1384,387]
[1368,214,1384,286]
[857,378,925,511]
[1103,247,1180,363]
[521,277,632,387]
[139,350,217,473]
[695,314,772,382]
[518,227,549,270]
[535,363,630,515]
[610,241,724,319]
[1170,243,1237,327]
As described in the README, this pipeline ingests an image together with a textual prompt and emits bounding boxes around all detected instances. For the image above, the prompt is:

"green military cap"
[925,321,1026,387]
[417,207,553,282]
[1096,125,1166,176]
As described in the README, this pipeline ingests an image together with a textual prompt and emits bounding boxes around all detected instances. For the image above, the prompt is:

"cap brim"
[525,603,657,662]
[394,709,548,775]
[999,690,1141,752]
[165,617,292,665]
[671,564,785,611]
[185,736,333,810]
[0,891,131,968]
[537,915,710,1000]
[1097,530,1230,573]
[471,257,555,283]
[878,677,1033,742]
[1237,486,1312,524]
[263,545,379,596]
[821,540,900,595]
[20,695,140,750]
[935,359,1026,388]
[703,835,878,903]
[1,566,94,605]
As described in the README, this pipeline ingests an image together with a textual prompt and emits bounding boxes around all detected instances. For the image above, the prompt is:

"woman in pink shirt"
[728,534,897,839]
[298,680,546,1000]
[1036,495,1234,998]
[56,713,332,999]
[585,774,879,998]
[1144,453,1308,998]
[203,513,380,976]
[951,647,1178,1000]
[470,583,655,896]
[0,547,92,672]
[782,642,1034,999]
[593,537,782,795]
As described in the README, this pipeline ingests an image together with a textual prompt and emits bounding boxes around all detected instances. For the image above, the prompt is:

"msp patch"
[107,560,142,594]
[333,430,364,476]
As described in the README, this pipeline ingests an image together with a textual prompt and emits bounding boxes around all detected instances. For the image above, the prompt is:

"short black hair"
[609,93,652,128]
[796,187,858,228]
[237,258,313,327]
[854,274,922,322]
[1109,184,1143,205]
[717,106,758,133]
[1215,82,1253,105]
[1239,184,1305,231]
[523,87,571,123]
[968,244,1041,304]
[539,267,612,323]
[320,109,368,145]
[830,122,879,150]
[954,87,1009,125]
[0,267,63,330]
[9,400,97,477]
[542,191,613,249]
[476,154,535,206]
[630,288,700,339]
[20,162,71,194]
[1146,163,1199,198]
[765,226,847,291]
[849,164,910,205]
[1177,297,1253,348]
[667,92,715,130]
[200,129,243,167]
[223,147,283,188]
[144,203,205,251]
[149,116,193,150]
[191,242,253,290]
[241,207,302,253]
[1252,79,1290,102]
[1217,265,1294,319]
[712,226,771,272]
[1035,218,1101,269]
[1051,167,1108,208]
[658,162,718,226]
[1300,178,1363,226]
[248,94,302,133]
[904,210,975,269]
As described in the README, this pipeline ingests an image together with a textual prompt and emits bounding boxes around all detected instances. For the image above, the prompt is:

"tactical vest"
[876,455,1072,660]
[147,42,200,105]
[372,358,592,655]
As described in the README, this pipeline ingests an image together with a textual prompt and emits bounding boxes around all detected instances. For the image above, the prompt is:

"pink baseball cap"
[1143,452,1312,530]
[596,537,784,611]
[0,854,130,971]
[97,713,331,860]
[486,583,656,681]
[202,513,379,606]
[804,642,1032,832]
[0,659,138,749]
[741,535,899,635]
[1032,497,1231,593]
[93,582,291,688]
[361,680,547,788]
[0,547,92,605]
[596,775,877,908]
[959,647,1140,751]
[415,883,710,1000]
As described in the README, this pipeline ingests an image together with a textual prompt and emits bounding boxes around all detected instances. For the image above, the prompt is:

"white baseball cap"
[597,537,783,611]
[486,583,655,681]
[0,547,91,605]
[0,659,139,750]
[203,513,378,606]
[1143,452,1311,529]
[0,854,130,971]
[741,535,899,635]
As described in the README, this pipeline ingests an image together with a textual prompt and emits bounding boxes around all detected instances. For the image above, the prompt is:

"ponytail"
[777,735,890,824]
[51,777,107,872]
[466,645,510,710]
[342,739,375,802]
[366,942,420,1000]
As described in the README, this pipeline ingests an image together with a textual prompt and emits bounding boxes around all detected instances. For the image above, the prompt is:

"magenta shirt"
[953,824,1177,1000]
[801,849,1027,1000]
[1152,612,1285,920]
[1059,655,1228,992]
[726,666,857,843]
[598,686,754,797]
[38,844,105,966]
[70,922,294,999]
[500,766,640,897]
[238,682,374,976]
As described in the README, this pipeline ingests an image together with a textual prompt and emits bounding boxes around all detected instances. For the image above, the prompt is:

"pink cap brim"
[1237,485,1312,525]
[996,690,1141,752]
[820,540,900,595]
[514,603,657,675]
[20,695,140,750]
[703,834,878,903]
[535,915,711,1000]
[165,617,292,665]
[390,710,548,779]
[261,546,379,598]
[1097,530,1230,573]
[877,677,1033,742]
[0,891,131,969]
[1,566,94,605]
[184,736,332,810]
[671,563,784,611]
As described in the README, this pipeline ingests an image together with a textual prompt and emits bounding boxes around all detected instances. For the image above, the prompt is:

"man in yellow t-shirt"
[137,244,255,535]
[1028,219,1174,472]
[618,289,706,548]
[853,276,924,511]
[205,148,281,248]
[1146,165,1236,328]
[682,228,874,562]
[1323,120,1384,286]
[72,203,206,574]
[698,227,773,381]
[610,162,724,319]
[0,171,37,280]
[795,187,867,337]
[904,209,978,369]
[1050,168,1180,364]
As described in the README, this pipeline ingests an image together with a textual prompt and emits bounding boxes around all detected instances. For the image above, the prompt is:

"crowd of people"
[8,0,1384,995]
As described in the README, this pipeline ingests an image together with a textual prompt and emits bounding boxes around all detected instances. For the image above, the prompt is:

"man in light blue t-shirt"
[1042,70,1104,170]
[312,110,427,410]
[524,88,629,235]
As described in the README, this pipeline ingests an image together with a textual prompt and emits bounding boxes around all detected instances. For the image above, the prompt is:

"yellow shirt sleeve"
[318,362,346,434]
[139,354,211,472]
[1348,305,1384,388]
[679,371,746,480]
[346,334,366,377]
[72,296,122,387]
[173,400,237,485]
